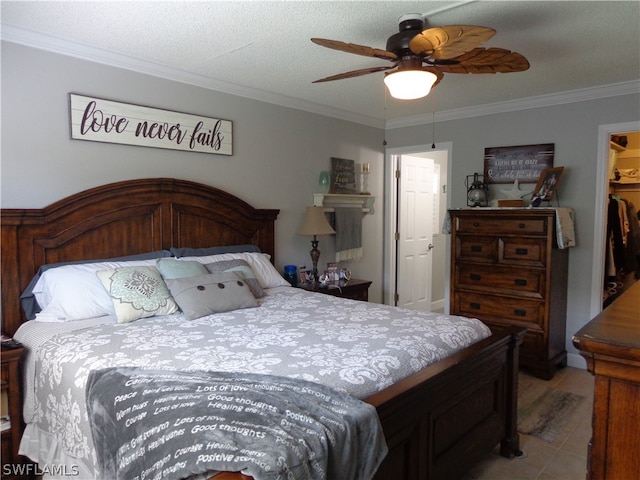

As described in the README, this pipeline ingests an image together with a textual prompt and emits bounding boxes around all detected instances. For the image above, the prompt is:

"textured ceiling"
[2,1,639,127]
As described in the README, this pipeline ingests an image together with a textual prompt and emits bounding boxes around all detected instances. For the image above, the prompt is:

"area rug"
[517,378,585,443]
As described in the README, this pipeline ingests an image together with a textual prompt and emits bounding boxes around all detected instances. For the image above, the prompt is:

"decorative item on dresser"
[1,344,27,479]
[465,172,490,207]
[449,208,574,380]
[296,278,372,302]
[573,280,640,480]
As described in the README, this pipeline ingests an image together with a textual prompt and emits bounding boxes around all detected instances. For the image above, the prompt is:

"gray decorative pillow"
[165,272,258,320]
[96,266,178,324]
[156,258,208,280]
[205,259,265,298]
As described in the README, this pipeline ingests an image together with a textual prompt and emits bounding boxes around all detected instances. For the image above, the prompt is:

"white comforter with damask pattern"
[15,287,490,478]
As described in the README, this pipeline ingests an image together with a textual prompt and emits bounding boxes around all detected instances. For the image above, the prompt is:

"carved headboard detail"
[1,178,279,336]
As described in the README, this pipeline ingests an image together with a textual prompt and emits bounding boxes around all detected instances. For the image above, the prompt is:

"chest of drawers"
[449,209,569,379]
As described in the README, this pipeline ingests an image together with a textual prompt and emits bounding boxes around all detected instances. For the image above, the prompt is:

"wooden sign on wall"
[69,94,233,155]
[483,143,554,183]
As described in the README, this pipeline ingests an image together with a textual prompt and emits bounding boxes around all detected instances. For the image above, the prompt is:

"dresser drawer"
[454,292,545,331]
[499,237,547,267]
[455,264,545,298]
[455,236,497,263]
[456,215,548,236]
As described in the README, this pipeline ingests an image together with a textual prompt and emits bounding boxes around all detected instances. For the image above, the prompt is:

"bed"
[1,178,525,480]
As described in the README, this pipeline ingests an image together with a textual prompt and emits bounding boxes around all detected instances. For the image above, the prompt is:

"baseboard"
[567,352,587,370]
[431,298,445,313]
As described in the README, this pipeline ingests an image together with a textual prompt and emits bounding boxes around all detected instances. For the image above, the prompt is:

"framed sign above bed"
[69,94,233,155]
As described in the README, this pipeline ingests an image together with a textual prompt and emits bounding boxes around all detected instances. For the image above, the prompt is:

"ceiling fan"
[311,14,529,100]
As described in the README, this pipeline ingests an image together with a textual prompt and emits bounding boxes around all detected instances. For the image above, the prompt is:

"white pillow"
[96,266,179,324]
[32,259,158,321]
[177,252,290,289]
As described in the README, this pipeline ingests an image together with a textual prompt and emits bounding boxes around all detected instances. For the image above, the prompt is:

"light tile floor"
[461,366,594,480]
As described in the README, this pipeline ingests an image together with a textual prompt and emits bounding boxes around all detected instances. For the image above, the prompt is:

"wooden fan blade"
[434,48,530,74]
[410,25,495,60]
[312,65,397,83]
[311,38,398,61]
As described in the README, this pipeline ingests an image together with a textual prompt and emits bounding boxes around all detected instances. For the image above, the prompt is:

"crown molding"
[3,25,638,131]
[387,81,640,129]
[1,25,384,129]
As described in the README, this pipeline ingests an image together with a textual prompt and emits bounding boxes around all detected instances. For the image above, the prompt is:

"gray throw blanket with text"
[86,367,388,480]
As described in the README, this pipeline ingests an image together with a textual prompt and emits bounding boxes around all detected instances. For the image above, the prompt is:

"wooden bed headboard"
[1,178,280,336]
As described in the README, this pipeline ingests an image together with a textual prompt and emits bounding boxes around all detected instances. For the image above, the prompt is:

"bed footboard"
[366,326,525,480]
[212,327,524,480]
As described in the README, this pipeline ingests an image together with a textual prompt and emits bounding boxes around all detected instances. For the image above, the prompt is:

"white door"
[397,154,434,311]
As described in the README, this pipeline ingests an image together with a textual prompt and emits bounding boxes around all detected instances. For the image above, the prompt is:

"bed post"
[501,327,526,458]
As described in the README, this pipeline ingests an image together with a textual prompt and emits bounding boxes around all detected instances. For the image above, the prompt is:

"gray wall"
[1,42,386,302]
[3,41,640,366]
[386,94,640,366]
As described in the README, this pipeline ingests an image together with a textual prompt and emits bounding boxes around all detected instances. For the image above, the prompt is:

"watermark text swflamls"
[2,463,80,477]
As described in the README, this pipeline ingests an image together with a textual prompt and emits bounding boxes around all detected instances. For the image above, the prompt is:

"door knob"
[427,244,434,251]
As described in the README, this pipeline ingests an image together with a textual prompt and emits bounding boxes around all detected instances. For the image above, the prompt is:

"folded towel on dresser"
[335,207,363,262]
[554,207,576,249]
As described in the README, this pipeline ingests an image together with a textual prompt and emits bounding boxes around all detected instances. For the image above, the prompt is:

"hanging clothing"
[608,195,626,273]
[606,195,640,278]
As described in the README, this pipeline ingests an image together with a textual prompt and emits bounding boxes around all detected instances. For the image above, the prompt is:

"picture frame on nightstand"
[299,269,313,284]
[325,262,339,281]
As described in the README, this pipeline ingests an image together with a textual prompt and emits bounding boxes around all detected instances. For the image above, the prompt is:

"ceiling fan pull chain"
[431,110,436,149]
[383,87,388,146]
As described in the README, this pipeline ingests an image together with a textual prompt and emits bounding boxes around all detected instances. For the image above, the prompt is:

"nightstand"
[296,278,372,301]
[1,345,25,478]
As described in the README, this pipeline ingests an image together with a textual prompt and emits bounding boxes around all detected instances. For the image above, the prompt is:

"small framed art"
[530,167,564,206]
[330,157,357,194]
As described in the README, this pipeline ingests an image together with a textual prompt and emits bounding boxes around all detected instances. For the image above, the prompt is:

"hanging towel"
[554,207,576,249]
[335,207,363,262]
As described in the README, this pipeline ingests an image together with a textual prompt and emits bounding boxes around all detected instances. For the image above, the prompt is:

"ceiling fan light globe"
[384,70,438,100]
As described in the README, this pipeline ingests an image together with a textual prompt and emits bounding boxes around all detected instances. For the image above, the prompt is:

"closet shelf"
[610,141,626,152]
[313,193,375,215]
[610,181,640,189]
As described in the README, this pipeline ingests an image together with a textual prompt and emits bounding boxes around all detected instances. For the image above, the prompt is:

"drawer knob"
[470,302,481,310]
[514,309,526,316]
[519,223,526,228]
[515,248,528,255]
[473,222,480,227]
[471,245,482,252]
[515,279,527,286]
[470,274,481,281]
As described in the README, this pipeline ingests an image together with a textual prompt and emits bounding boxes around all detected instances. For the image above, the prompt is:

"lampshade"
[297,206,335,236]
[383,69,438,100]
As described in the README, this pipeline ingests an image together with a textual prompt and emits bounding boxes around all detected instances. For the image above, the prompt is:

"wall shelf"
[313,193,375,215]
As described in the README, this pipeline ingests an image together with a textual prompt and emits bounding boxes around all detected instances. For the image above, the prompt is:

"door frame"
[384,142,453,307]
[592,121,640,318]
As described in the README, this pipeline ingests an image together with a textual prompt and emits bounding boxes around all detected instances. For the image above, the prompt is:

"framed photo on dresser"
[531,166,564,206]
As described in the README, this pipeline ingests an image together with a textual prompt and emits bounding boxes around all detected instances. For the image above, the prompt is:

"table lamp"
[297,206,335,281]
